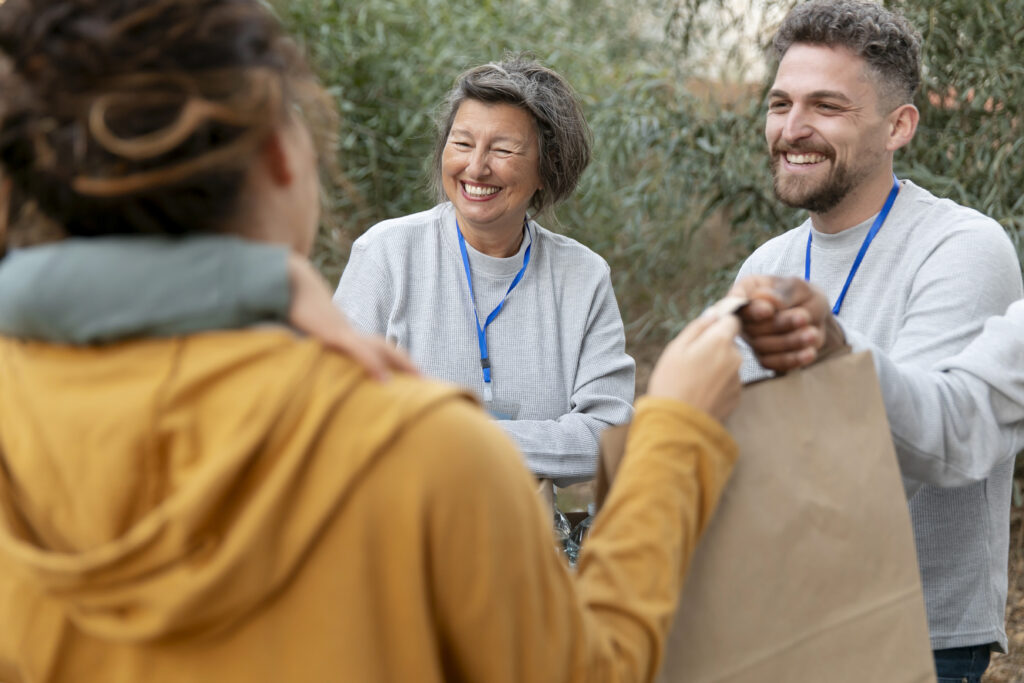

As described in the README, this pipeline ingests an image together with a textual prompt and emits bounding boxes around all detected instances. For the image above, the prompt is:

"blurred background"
[285,0,1023,368]
[282,1,1022,678]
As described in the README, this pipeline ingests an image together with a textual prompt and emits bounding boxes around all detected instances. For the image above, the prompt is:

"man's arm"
[734,276,1024,488]
[855,305,1024,487]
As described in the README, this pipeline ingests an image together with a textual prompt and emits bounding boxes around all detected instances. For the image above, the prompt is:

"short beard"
[770,155,860,214]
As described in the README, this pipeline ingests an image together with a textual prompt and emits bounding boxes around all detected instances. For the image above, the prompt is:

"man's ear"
[259,128,294,186]
[886,103,919,152]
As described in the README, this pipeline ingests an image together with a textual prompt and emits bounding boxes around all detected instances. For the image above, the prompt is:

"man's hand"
[729,275,846,372]
[288,253,419,381]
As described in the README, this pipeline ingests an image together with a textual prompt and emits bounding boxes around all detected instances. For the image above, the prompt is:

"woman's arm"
[426,314,740,683]
[500,270,635,486]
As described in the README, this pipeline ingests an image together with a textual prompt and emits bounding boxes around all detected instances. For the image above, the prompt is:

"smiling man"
[734,1,1022,680]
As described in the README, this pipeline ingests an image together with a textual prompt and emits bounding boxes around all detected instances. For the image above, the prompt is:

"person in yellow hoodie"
[0,1,743,681]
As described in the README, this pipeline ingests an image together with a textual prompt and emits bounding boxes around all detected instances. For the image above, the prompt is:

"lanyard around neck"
[456,216,532,402]
[804,175,900,316]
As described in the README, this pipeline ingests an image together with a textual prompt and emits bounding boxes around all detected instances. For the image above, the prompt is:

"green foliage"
[281,0,685,292]
[281,0,1024,356]
[281,0,788,353]
[898,0,1024,253]
[660,0,1024,274]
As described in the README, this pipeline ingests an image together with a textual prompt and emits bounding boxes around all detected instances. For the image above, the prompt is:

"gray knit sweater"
[736,179,1023,652]
[334,203,635,486]
[852,305,1024,492]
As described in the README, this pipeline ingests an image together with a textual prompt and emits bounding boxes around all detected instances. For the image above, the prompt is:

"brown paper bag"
[599,351,935,683]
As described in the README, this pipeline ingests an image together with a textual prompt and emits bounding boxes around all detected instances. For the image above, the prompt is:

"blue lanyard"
[804,175,900,316]
[456,217,532,402]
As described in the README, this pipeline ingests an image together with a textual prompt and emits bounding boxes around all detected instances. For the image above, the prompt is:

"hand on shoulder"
[287,253,418,380]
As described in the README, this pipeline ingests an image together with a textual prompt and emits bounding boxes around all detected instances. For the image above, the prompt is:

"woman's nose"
[465,147,490,177]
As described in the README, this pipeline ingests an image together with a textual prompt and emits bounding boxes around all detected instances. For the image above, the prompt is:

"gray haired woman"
[334,55,634,486]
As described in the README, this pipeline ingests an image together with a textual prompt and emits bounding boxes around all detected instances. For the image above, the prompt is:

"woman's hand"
[287,253,418,381]
[729,275,846,371]
[647,313,742,421]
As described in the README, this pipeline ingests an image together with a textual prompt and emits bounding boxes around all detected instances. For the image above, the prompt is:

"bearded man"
[734,2,1022,680]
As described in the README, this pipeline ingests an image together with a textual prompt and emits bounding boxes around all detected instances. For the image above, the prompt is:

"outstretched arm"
[732,275,1024,488]
[425,313,741,683]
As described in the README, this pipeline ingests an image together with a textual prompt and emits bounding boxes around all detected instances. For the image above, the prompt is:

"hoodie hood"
[0,330,462,643]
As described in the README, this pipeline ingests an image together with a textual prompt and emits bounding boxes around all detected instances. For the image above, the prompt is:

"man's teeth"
[464,183,500,197]
[786,153,827,164]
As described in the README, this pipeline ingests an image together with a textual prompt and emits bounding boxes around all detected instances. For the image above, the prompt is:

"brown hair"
[430,54,592,217]
[773,0,922,109]
[0,0,331,237]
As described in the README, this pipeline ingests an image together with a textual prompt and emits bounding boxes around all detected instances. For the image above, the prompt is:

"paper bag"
[599,351,935,683]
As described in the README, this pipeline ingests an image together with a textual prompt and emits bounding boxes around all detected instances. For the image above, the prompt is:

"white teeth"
[463,183,500,197]
[786,153,827,165]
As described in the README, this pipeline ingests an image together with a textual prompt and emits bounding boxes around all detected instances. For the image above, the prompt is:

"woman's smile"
[461,181,501,199]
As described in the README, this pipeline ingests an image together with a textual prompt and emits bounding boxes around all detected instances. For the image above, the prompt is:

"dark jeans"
[933,643,992,683]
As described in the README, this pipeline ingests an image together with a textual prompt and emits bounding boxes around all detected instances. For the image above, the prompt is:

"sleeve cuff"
[633,395,737,462]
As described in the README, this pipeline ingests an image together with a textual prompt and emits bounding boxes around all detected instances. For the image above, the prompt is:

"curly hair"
[0,0,331,237]
[430,54,592,217]
[773,0,922,109]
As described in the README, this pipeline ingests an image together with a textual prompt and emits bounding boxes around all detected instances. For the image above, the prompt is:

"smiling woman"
[333,55,635,487]
[442,100,542,257]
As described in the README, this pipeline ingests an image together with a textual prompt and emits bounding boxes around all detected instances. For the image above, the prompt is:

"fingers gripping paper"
[599,352,935,683]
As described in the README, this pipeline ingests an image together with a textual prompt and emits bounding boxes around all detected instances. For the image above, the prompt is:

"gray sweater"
[854,304,1024,491]
[334,203,635,485]
[736,179,1023,652]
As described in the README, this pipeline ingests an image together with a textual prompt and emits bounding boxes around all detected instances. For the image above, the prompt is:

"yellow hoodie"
[0,328,736,683]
